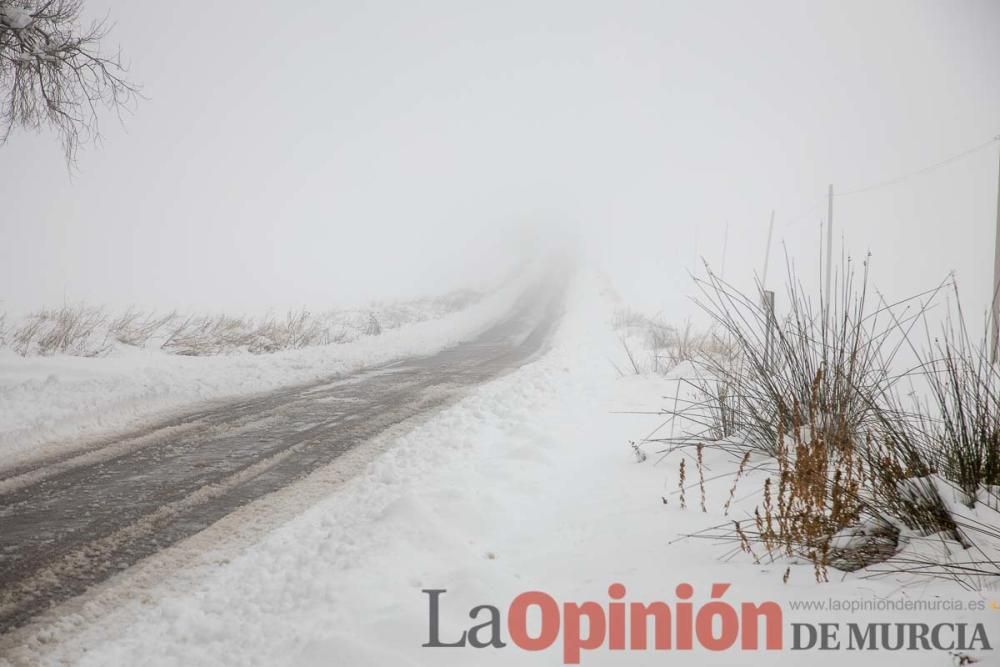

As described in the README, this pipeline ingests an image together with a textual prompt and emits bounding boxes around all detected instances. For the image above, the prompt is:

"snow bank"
[0,279,526,470]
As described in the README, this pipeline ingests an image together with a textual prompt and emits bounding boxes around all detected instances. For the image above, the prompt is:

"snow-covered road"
[0,277,565,637]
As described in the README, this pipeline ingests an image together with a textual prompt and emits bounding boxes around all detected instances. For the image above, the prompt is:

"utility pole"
[762,210,775,370]
[826,184,834,319]
[992,145,1000,363]
[761,210,775,288]
[721,221,730,279]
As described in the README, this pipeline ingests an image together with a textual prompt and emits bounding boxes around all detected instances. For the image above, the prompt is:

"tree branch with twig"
[0,0,138,163]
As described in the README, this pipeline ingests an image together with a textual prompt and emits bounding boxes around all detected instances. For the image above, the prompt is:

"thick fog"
[2,0,998,320]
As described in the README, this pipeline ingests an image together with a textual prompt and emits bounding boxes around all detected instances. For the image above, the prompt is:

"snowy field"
[3,272,996,666]
[0,279,529,470]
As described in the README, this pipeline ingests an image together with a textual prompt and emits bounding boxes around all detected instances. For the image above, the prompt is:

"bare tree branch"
[0,0,139,163]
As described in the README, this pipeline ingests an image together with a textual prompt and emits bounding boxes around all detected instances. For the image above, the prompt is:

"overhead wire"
[769,133,999,230]
[836,134,1000,198]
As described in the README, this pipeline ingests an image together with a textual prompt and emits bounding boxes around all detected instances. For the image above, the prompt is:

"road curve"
[0,278,565,635]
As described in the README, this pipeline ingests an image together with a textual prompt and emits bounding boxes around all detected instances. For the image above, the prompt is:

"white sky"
[1,0,998,318]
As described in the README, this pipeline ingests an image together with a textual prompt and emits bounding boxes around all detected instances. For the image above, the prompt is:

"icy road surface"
[0,280,565,634]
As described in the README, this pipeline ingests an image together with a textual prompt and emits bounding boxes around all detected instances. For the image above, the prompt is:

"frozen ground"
[2,272,998,666]
[0,279,528,471]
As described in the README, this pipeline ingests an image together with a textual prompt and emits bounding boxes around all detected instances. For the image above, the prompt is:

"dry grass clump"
[251,310,332,353]
[108,309,177,347]
[164,309,342,357]
[755,397,867,580]
[612,308,734,375]
[12,305,111,357]
[3,289,481,358]
[161,314,257,356]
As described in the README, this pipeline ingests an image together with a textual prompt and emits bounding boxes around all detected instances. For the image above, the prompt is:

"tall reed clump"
[676,257,1000,580]
[855,283,1000,544]
[692,256,902,457]
[918,307,1000,506]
